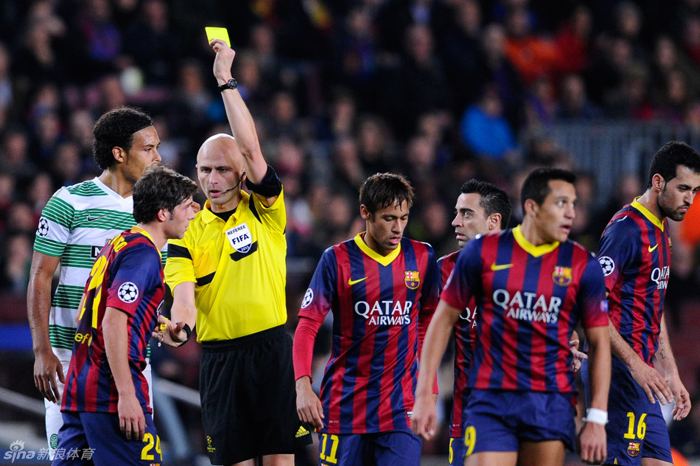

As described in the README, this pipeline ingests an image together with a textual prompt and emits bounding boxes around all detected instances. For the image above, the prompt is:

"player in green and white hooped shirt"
[27,107,162,456]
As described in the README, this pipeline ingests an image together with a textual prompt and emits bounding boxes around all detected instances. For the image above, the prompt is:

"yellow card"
[205,27,231,47]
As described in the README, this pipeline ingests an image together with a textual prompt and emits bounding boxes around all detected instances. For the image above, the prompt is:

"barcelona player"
[293,173,439,466]
[590,141,700,466]
[439,180,511,465]
[53,165,197,466]
[412,168,611,466]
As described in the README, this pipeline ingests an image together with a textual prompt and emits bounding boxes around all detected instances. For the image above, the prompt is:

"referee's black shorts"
[200,325,312,465]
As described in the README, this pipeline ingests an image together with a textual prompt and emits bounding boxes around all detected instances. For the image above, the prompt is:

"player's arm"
[103,306,145,441]
[411,299,462,440]
[293,251,337,429]
[209,39,276,206]
[578,325,610,464]
[293,315,325,430]
[609,320,673,404]
[655,315,691,420]
[157,281,197,347]
[27,252,64,402]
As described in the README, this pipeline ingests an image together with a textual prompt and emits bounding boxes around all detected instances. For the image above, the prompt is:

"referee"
[159,39,311,465]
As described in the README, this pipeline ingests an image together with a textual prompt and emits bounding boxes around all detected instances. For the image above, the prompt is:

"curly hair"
[93,107,153,170]
[133,164,198,224]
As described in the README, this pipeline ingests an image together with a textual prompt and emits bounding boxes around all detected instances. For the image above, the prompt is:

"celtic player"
[27,107,161,458]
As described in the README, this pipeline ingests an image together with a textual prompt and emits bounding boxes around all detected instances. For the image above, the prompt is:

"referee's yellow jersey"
[164,190,286,341]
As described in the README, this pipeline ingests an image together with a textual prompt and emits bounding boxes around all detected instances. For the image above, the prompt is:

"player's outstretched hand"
[570,339,588,373]
[630,359,673,405]
[33,349,65,403]
[296,376,324,430]
[152,315,188,347]
[669,374,691,420]
[578,421,606,464]
[118,394,146,441]
[410,393,437,440]
[210,39,235,83]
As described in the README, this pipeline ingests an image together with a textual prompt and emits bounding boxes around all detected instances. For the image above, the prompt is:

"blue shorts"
[449,436,467,466]
[449,404,470,466]
[52,412,161,466]
[317,431,421,466]
[582,357,672,466]
[462,389,576,456]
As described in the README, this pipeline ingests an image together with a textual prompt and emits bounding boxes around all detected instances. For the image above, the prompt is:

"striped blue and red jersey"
[597,199,670,366]
[441,226,608,393]
[438,251,476,438]
[295,233,439,434]
[62,227,164,414]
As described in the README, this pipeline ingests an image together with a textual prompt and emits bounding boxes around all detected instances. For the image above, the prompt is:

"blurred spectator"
[525,76,557,127]
[72,0,124,80]
[356,114,396,174]
[27,172,54,218]
[503,6,559,85]
[0,173,15,233]
[51,141,82,187]
[681,15,700,67]
[436,0,484,114]
[0,42,13,111]
[68,109,96,161]
[5,201,38,235]
[557,74,602,120]
[554,5,593,76]
[0,128,36,181]
[479,23,525,129]
[604,64,653,119]
[122,0,179,86]
[331,136,365,196]
[333,5,378,92]
[0,233,33,294]
[459,87,519,162]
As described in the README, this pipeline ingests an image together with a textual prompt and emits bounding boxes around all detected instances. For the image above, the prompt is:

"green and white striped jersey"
[34,177,136,359]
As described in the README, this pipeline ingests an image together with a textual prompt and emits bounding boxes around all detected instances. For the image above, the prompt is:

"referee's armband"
[246,165,282,197]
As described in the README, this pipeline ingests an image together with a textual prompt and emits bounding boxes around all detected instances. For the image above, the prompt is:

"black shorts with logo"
[200,325,312,465]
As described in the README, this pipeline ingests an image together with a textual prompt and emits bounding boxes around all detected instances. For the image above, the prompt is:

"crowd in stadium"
[4,0,700,463]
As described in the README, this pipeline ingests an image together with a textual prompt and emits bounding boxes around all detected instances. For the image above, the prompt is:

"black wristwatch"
[218,78,238,92]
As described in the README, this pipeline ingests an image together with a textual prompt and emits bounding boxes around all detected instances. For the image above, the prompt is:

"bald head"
[197,133,242,166]
[196,133,246,212]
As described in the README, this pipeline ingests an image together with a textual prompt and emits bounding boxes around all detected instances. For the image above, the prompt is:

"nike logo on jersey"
[491,263,513,271]
[86,215,102,222]
[348,277,367,286]
[648,244,658,253]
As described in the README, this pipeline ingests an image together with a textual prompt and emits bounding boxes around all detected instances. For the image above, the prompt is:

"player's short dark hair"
[133,164,198,224]
[461,179,512,229]
[359,173,414,215]
[521,168,576,212]
[93,107,153,170]
[648,141,700,188]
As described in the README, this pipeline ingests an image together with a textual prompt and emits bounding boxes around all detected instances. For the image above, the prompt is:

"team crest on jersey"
[405,271,420,289]
[552,266,572,286]
[627,442,640,457]
[225,223,252,253]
